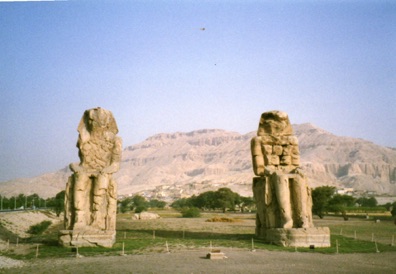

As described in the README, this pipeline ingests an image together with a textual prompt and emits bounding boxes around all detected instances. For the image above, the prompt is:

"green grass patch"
[1,212,395,261]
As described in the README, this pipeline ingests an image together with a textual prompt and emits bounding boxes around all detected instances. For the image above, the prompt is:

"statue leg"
[272,173,293,228]
[291,176,311,228]
[92,174,110,229]
[73,172,90,228]
[253,178,265,236]
[64,176,73,229]
[106,178,117,230]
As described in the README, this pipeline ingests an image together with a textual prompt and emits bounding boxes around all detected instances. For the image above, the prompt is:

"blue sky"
[1,1,395,182]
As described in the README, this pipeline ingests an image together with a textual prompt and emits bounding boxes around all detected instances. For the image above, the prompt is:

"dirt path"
[2,248,395,274]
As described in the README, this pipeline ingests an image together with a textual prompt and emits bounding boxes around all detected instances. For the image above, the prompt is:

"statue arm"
[291,167,305,177]
[251,137,265,176]
[101,137,122,174]
[69,162,83,173]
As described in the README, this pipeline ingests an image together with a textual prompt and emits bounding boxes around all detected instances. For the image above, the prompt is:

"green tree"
[171,198,194,209]
[54,191,65,217]
[383,202,392,211]
[215,188,240,213]
[172,188,246,213]
[132,195,148,213]
[15,194,26,209]
[27,193,40,209]
[390,202,396,218]
[36,196,45,208]
[0,195,10,210]
[194,191,217,210]
[329,194,355,207]
[134,205,147,213]
[45,196,56,208]
[311,186,336,218]
[327,194,355,219]
[149,199,166,209]
[367,197,377,207]
[119,197,133,213]
[356,197,378,207]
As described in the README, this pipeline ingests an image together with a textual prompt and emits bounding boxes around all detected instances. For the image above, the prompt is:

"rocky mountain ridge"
[1,124,395,200]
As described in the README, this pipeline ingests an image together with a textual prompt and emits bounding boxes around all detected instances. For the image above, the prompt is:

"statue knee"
[73,174,90,191]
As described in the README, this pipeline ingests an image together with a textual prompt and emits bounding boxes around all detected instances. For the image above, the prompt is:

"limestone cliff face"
[295,124,396,194]
[118,129,253,199]
[1,125,395,199]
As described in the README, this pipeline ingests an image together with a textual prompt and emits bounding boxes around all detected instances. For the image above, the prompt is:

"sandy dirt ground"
[1,248,395,274]
[0,211,61,238]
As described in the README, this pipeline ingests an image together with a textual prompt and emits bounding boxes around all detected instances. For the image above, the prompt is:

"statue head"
[257,110,293,136]
[77,107,118,143]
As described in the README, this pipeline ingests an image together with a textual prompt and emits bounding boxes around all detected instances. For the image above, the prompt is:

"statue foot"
[73,222,86,231]
[283,219,293,229]
[301,219,311,228]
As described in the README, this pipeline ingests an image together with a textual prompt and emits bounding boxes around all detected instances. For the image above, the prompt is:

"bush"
[27,220,52,235]
[181,207,201,218]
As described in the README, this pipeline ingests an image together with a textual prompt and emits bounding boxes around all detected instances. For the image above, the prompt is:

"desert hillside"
[0,124,395,199]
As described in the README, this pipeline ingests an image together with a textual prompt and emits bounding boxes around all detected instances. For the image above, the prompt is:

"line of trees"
[118,195,167,213]
[311,186,394,219]
[170,187,255,213]
[2,186,395,221]
[0,192,66,216]
[1,193,48,210]
[0,191,169,215]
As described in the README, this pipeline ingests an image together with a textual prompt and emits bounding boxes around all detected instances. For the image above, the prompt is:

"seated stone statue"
[60,107,122,247]
[251,111,313,231]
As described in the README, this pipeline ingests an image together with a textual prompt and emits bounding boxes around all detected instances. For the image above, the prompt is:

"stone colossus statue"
[251,111,313,232]
[60,107,122,247]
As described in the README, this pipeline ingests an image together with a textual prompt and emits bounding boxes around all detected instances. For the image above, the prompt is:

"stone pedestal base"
[59,229,116,248]
[262,227,331,248]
